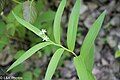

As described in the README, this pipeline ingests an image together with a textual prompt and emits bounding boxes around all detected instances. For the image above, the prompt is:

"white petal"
[39,32,43,35]
[41,29,47,33]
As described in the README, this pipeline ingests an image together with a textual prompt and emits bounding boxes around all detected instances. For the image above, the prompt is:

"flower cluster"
[39,29,47,35]
[42,36,49,41]
[39,29,49,41]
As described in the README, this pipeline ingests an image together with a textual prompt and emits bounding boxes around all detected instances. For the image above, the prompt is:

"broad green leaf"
[115,50,120,58]
[6,23,16,36]
[23,71,32,80]
[36,0,44,12]
[53,0,66,44]
[0,37,8,45]
[23,1,37,23]
[12,11,49,40]
[0,21,6,36]
[45,48,64,80]
[7,4,23,23]
[73,56,95,80]
[84,44,95,72]
[33,68,41,78]
[80,10,106,59]
[67,0,81,51]
[6,4,24,37]
[39,10,55,23]
[7,42,52,71]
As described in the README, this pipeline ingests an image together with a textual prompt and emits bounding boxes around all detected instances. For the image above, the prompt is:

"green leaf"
[6,23,16,36]
[73,56,95,80]
[80,10,106,59]
[12,11,49,40]
[36,0,44,12]
[39,10,55,23]
[115,50,120,58]
[7,4,23,23]
[0,21,6,36]
[23,71,33,80]
[7,42,52,72]
[67,0,81,51]
[53,0,66,44]
[33,68,41,78]
[16,26,26,38]
[84,44,95,71]
[14,50,25,59]
[0,36,9,52]
[23,1,37,23]
[11,63,25,73]
[0,0,5,12]
[45,48,64,80]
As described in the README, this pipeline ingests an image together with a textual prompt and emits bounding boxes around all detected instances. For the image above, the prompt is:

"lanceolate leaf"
[73,56,95,80]
[80,10,106,59]
[84,44,95,72]
[7,42,52,71]
[67,0,81,51]
[12,11,49,40]
[53,0,66,44]
[45,48,64,80]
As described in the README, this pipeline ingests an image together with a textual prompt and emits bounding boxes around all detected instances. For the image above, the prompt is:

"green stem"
[50,41,77,57]
[12,0,22,4]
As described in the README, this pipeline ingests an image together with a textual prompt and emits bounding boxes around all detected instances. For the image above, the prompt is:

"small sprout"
[42,36,49,41]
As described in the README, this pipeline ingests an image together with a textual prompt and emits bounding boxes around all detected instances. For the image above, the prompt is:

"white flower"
[41,29,47,34]
[42,36,49,41]
[38,29,47,36]
[118,45,120,50]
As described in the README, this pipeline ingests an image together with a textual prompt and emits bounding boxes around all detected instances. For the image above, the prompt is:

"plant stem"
[50,41,77,57]
[12,0,22,4]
